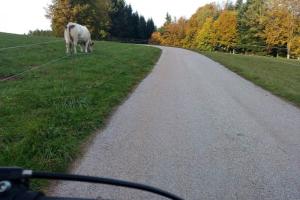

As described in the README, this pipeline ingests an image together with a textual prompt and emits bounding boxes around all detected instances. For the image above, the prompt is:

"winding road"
[53,46,300,200]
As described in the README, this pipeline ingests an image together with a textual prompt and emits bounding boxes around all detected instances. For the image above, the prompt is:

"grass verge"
[200,51,300,107]
[0,33,161,189]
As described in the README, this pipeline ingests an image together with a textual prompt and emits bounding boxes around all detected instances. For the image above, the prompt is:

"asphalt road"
[53,47,300,200]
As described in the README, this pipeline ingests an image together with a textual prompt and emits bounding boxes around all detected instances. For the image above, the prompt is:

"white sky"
[0,0,225,34]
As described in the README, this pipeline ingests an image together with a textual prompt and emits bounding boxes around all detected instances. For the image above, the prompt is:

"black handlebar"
[39,198,93,200]
[0,167,184,200]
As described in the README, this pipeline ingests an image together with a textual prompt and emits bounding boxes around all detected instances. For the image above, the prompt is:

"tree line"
[28,29,53,37]
[150,0,300,59]
[46,0,156,41]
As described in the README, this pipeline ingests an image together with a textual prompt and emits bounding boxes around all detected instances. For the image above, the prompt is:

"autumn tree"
[47,0,111,39]
[172,17,189,46]
[47,0,155,40]
[150,32,162,45]
[264,0,300,58]
[71,0,106,38]
[290,36,300,59]
[195,17,215,51]
[151,0,300,59]
[47,0,74,36]
[159,17,188,46]
[213,10,238,52]
[264,9,289,57]
[183,3,219,48]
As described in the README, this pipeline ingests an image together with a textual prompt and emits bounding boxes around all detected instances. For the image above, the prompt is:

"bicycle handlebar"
[38,198,93,200]
[0,167,184,200]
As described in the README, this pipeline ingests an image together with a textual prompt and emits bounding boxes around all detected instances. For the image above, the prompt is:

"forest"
[150,0,300,59]
[46,0,156,41]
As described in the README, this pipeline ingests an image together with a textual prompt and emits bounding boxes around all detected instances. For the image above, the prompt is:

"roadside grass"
[0,34,161,188]
[200,51,300,107]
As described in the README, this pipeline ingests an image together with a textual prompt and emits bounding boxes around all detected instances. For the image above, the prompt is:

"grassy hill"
[0,33,161,184]
[200,51,300,107]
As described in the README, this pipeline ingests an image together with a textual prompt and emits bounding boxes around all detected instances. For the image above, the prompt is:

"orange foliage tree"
[150,32,162,45]
[213,10,238,52]
[264,1,300,58]
[291,36,300,59]
[155,17,188,47]
[150,0,300,59]
[183,3,219,48]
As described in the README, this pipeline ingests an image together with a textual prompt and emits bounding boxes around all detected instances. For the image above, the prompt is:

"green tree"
[94,0,111,38]
[165,13,172,25]
[235,0,244,10]
[130,12,140,39]
[225,0,235,10]
[138,16,147,39]
[109,0,126,38]
[146,19,156,39]
[238,0,267,52]
[108,1,155,40]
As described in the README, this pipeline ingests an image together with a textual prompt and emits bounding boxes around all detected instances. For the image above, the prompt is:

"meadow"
[0,33,161,186]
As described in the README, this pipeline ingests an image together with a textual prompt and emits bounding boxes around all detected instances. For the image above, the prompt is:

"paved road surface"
[53,47,300,200]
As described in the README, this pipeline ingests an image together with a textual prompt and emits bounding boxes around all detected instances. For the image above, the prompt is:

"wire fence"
[0,39,68,82]
[0,55,69,82]
[0,43,131,82]
[0,44,142,106]
[234,44,288,50]
[0,40,63,51]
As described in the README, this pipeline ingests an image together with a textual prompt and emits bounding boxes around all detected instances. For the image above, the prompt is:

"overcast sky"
[0,0,225,34]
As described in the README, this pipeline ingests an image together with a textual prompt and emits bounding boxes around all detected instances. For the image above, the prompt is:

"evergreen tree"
[131,12,140,39]
[165,13,172,25]
[238,0,267,52]
[109,0,126,38]
[235,0,244,10]
[138,16,147,39]
[123,5,134,38]
[225,0,235,10]
[146,18,156,39]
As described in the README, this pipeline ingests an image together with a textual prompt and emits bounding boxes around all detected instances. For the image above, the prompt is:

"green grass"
[0,33,161,187]
[200,51,300,107]
[0,32,60,48]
